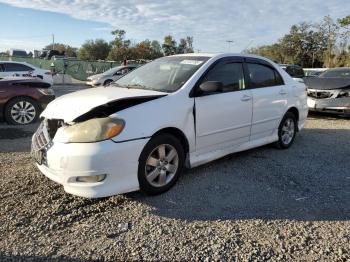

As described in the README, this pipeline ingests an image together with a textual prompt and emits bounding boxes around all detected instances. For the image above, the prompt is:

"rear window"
[5,63,34,72]
[320,69,350,78]
[247,63,284,88]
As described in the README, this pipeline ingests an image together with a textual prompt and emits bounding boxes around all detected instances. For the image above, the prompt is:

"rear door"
[245,58,287,141]
[194,57,253,155]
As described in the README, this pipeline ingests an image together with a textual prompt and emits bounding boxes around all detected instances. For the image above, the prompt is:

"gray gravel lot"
[0,85,349,261]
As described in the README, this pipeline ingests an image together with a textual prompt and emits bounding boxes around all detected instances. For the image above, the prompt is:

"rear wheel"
[5,97,39,125]
[275,112,297,149]
[138,134,185,195]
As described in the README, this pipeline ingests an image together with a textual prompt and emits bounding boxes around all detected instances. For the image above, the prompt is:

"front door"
[194,58,253,155]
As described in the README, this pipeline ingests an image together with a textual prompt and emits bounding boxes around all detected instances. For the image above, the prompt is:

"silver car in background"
[305,68,350,115]
[86,65,137,87]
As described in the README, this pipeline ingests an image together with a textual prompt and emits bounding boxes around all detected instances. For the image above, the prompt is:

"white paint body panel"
[35,53,308,198]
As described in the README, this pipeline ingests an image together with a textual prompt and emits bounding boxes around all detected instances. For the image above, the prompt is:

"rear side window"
[247,63,284,88]
[5,63,33,72]
[201,62,245,92]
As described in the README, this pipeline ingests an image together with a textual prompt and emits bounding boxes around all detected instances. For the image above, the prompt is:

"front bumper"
[307,97,350,114]
[86,80,101,87]
[35,138,149,198]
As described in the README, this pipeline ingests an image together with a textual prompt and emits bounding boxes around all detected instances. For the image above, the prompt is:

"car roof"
[0,61,33,66]
[170,52,279,64]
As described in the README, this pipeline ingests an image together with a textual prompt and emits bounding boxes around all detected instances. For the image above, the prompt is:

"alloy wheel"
[281,118,295,145]
[145,144,179,187]
[10,100,36,124]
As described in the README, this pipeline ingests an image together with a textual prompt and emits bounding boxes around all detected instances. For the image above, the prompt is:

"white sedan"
[32,53,308,198]
[0,61,53,85]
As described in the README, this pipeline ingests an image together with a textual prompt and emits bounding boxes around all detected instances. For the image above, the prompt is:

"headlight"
[38,88,55,95]
[337,89,350,98]
[58,117,125,143]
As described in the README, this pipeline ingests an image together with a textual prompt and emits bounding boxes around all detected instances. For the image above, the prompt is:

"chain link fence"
[0,56,121,81]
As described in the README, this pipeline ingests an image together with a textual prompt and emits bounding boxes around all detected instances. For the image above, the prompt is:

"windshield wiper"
[125,84,148,89]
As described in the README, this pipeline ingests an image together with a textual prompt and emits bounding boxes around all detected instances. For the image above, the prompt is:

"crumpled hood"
[305,77,350,90]
[41,86,167,122]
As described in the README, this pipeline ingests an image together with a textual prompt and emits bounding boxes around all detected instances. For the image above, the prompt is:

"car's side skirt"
[189,130,279,168]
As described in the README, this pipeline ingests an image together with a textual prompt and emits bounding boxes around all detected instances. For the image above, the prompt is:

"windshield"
[103,67,121,75]
[113,56,209,93]
[320,69,350,78]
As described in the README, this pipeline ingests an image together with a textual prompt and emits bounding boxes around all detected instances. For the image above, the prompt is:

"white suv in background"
[0,61,53,85]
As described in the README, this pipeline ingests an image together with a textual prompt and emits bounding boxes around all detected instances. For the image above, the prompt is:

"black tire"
[5,97,39,125]
[103,79,113,86]
[275,112,297,149]
[138,133,185,195]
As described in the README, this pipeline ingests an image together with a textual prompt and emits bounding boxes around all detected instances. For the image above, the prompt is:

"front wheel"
[103,79,113,86]
[138,134,185,195]
[275,112,297,149]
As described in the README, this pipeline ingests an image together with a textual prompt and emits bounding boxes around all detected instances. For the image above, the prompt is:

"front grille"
[307,90,332,99]
[32,122,51,151]
[31,121,53,165]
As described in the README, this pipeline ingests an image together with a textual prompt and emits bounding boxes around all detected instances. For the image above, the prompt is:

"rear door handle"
[241,94,252,101]
[279,90,287,95]
[0,90,5,93]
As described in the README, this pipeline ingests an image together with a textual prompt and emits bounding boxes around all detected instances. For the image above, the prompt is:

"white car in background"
[86,65,138,87]
[32,53,308,198]
[0,61,53,85]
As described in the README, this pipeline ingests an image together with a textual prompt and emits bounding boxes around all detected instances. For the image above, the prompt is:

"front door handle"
[0,90,5,93]
[241,94,252,101]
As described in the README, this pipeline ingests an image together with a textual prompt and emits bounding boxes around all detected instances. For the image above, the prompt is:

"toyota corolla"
[32,53,308,198]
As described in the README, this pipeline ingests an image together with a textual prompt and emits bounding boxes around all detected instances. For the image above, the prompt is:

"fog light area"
[75,174,107,183]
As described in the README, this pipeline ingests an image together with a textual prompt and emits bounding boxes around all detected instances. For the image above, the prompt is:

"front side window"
[5,63,33,72]
[200,62,245,93]
[115,56,209,93]
[0,64,4,72]
[247,63,283,88]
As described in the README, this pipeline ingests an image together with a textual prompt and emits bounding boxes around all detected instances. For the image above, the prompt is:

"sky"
[0,0,349,53]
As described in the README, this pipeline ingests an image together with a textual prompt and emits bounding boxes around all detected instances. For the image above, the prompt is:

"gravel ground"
[0,106,349,260]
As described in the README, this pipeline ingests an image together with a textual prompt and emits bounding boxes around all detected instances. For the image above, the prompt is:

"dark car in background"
[305,67,350,115]
[0,78,55,125]
[280,64,305,83]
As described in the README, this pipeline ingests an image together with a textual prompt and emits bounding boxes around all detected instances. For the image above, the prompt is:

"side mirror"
[199,81,223,93]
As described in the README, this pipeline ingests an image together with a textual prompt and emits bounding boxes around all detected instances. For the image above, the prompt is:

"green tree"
[111,29,131,48]
[44,43,78,57]
[318,15,339,67]
[77,39,111,60]
[162,35,177,56]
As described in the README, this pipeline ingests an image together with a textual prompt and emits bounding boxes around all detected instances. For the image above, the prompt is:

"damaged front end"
[307,88,350,115]
[305,77,350,115]
[31,93,166,165]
